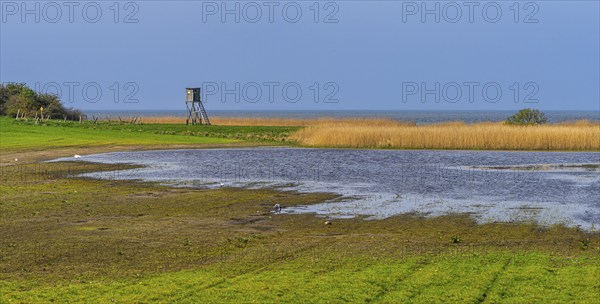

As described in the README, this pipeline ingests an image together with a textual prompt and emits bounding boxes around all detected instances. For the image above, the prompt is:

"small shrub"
[505,108,548,126]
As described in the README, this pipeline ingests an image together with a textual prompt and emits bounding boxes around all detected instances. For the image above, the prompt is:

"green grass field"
[0,117,299,153]
[3,252,598,303]
[1,118,599,303]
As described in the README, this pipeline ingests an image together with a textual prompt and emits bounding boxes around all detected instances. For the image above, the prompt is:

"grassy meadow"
[1,162,598,303]
[1,115,600,302]
[0,117,298,160]
[0,118,233,151]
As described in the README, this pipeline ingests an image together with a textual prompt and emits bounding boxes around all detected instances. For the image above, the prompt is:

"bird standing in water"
[274,203,282,213]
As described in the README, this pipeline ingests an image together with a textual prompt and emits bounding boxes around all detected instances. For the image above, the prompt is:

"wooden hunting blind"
[185,87,211,125]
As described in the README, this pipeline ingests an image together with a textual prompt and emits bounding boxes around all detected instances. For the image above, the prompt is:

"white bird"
[274,203,282,213]
[219,182,225,187]
[74,155,81,158]
[14,158,18,162]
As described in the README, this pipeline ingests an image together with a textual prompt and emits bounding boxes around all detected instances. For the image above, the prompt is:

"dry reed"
[291,120,600,151]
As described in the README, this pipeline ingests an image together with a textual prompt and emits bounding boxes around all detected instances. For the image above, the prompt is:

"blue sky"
[1,1,598,111]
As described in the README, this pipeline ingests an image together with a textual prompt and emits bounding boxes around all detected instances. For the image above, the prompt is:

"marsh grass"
[292,120,600,150]
[1,162,599,302]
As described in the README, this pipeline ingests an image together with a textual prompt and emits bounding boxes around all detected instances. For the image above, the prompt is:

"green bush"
[505,108,548,126]
[0,82,83,120]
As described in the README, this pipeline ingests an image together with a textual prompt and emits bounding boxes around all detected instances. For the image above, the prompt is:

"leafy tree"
[42,94,65,118]
[0,82,83,120]
[5,94,32,117]
[505,108,548,126]
[0,83,28,115]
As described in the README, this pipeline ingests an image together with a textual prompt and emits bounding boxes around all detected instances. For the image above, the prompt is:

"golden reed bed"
[292,120,600,151]
[136,116,599,150]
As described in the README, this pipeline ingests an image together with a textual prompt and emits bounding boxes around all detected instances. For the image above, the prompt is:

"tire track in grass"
[369,252,509,303]
[198,239,364,296]
[291,239,434,302]
[194,238,389,302]
[475,257,512,304]
[178,240,325,297]
[365,258,427,303]
[292,254,414,302]
[366,244,473,303]
[393,259,444,303]
[155,246,298,302]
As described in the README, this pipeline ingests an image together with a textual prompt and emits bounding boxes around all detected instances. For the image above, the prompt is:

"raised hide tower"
[185,87,211,125]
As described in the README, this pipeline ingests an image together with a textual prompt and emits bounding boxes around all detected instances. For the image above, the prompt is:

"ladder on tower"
[198,102,211,125]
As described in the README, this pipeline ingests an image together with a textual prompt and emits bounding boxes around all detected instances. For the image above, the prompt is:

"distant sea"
[84,110,600,124]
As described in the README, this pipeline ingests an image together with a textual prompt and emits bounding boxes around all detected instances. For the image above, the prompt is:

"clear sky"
[1,1,599,111]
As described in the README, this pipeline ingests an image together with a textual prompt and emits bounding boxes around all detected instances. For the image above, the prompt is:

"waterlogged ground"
[51,148,600,230]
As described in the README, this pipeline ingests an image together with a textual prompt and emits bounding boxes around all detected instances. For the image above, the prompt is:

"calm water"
[52,148,600,230]
[85,110,600,124]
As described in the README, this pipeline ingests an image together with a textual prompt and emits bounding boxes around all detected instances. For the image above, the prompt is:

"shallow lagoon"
[52,148,600,230]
